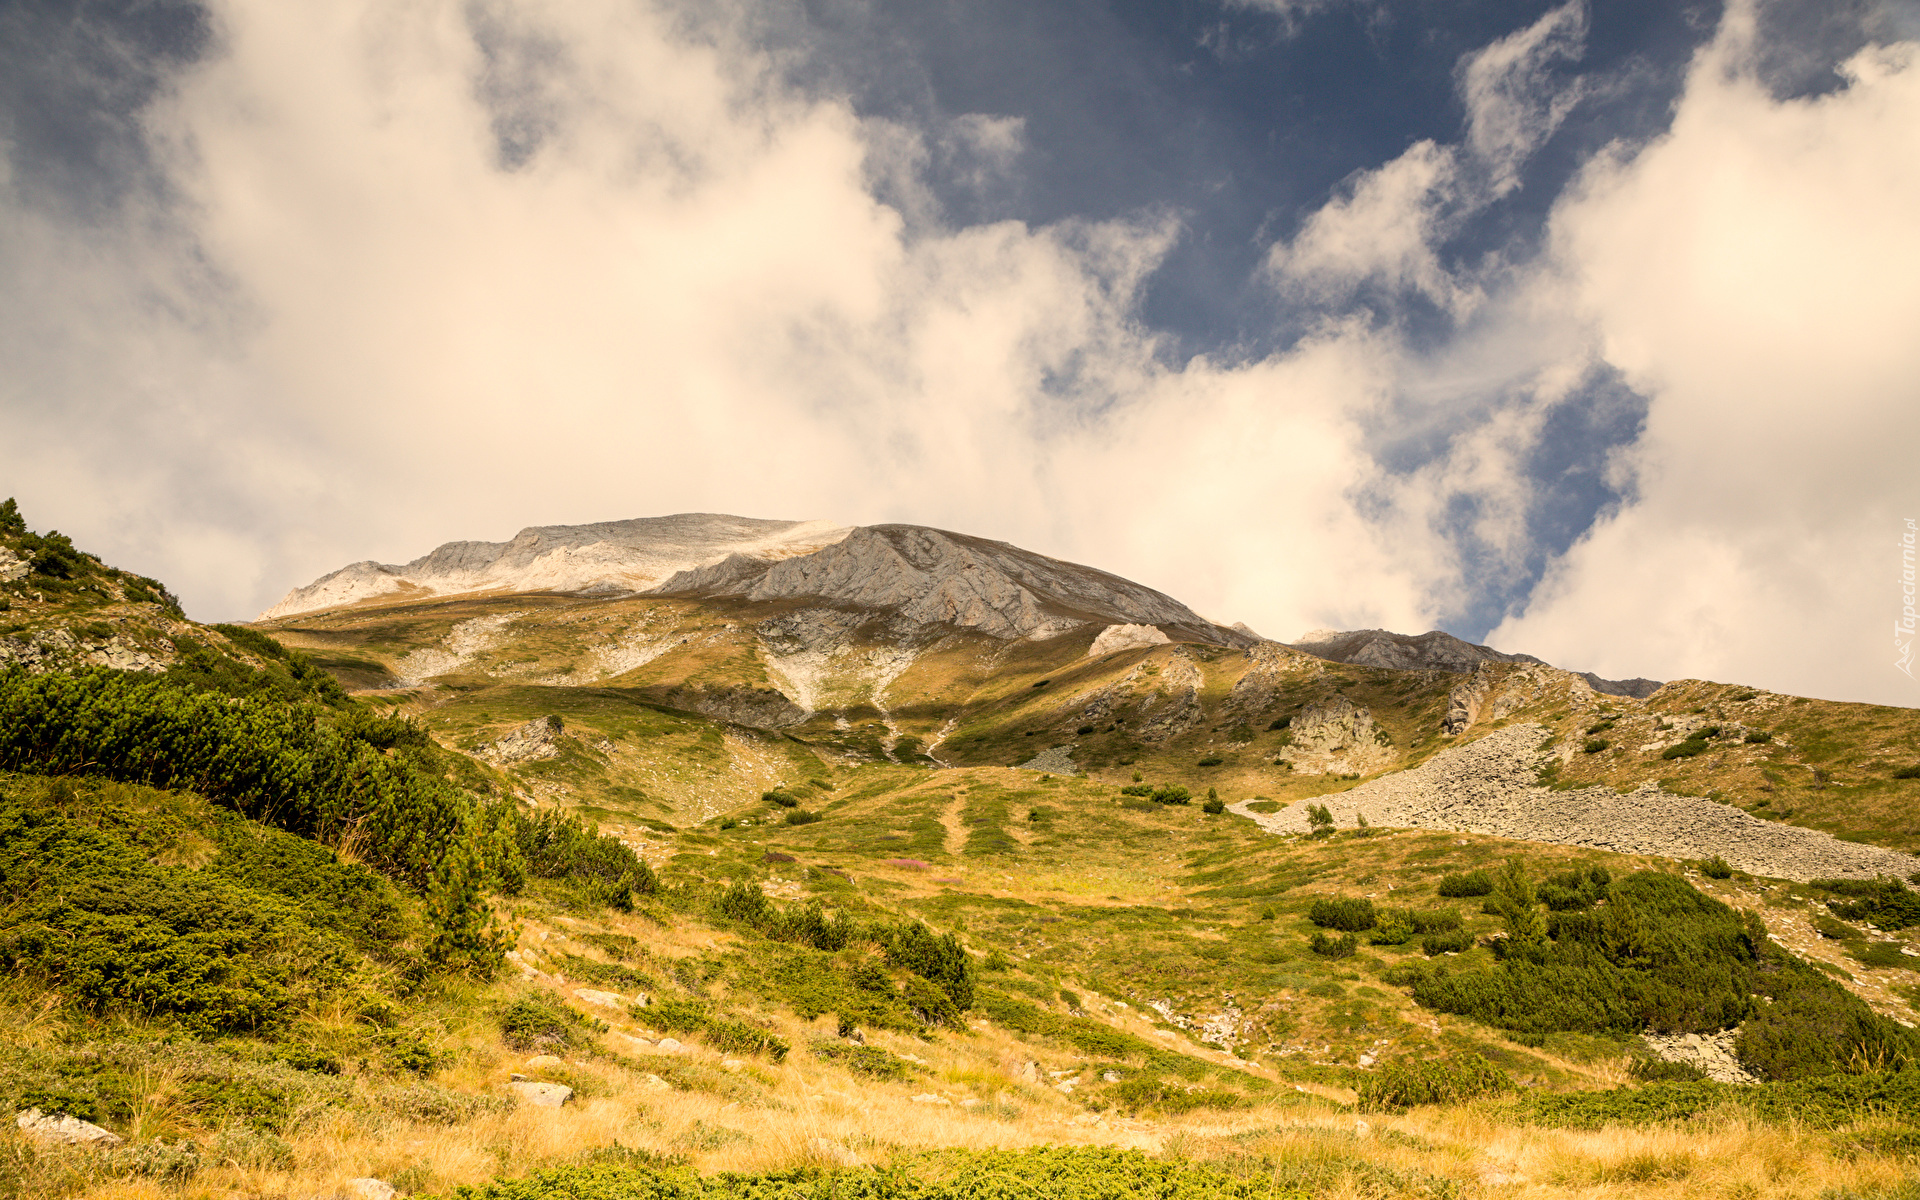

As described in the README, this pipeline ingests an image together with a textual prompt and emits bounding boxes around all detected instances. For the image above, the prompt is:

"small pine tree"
[1305,802,1335,833]
[1489,858,1545,945]
[424,826,513,978]
[0,498,22,535]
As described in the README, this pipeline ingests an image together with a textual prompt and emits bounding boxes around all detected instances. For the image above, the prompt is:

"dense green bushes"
[500,995,604,1052]
[1515,1067,1920,1130]
[643,1000,788,1062]
[429,1146,1306,1200]
[1308,897,1376,931]
[0,670,467,887]
[1356,1053,1512,1111]
[1391,867,1920,1080]
[506,807,657,909]
[0,780,387,1031]
[1437,870,1493,897]
[1819,877,1920,931]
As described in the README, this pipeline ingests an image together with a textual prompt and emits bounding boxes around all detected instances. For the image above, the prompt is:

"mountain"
[265,513,1248,647]
[259,513,853,620]
[11,494,1920,1200]
[654,523,1240,644]
[1290,627,1662,698]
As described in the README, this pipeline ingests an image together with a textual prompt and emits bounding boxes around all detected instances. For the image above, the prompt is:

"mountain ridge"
[1290,626,1662,698]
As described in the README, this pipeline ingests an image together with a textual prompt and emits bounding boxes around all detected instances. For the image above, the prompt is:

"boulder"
[15,1108,123,1147]
[344,1179,397,1200]
[507,1082,573,1108]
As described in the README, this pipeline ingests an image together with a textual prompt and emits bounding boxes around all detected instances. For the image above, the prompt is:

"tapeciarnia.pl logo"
[1899,517,1917,679]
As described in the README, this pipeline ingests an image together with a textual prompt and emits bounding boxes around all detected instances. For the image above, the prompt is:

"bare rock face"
[661,524,1240,645]
[1087,624,1172,657]
[481,715,565,765]
[262,514,852,619]
[1278,695,1395,776]
[1291,628,1543,672]
[0,627,171,675]
[1443,665,1495,736]
[1292,627,1661,698]
[0,547,27,583]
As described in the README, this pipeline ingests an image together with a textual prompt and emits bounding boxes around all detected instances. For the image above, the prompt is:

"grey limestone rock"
[15,1108,123,1147]
[507,1081,573,1107]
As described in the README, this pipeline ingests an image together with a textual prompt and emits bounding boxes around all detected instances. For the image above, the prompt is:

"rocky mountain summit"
[261,514,852,620]
[655,524,1242,644]
[267,515,1249,646]
[1291,627,1660,698]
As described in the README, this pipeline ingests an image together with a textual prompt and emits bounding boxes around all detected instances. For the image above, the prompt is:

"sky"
[2,0,1918,705]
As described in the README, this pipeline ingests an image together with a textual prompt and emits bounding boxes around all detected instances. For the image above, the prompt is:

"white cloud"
[0,0,1457,642]
[1458,0,1587,195]
[1267,139,1467,311]
[1268,2,1587,311]
[1494,17,1920,703]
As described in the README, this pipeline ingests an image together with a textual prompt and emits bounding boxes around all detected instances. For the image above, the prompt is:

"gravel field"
[1230,724,1920,882]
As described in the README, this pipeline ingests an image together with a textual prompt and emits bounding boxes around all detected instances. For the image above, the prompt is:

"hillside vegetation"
[8,501,1920,1200]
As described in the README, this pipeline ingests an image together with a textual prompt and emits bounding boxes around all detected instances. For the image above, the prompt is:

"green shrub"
[1662,739,1707,759]
[1823,878,1920,931]
[1438,871,1494,898]
[0,788,376,1032]
[1118,784,1154,797]
[1420,930,1474,955]
[1745,730,1774,744]
[1106,1076,1244,1114]
[1304,803,1334,833]
[1308,932,1357,959]
[1628,1056,1708,1083]
[875,920,975,1011]
[1368,910,1416,946]
[436,1145,1293,1200]
[702,1018,789,1062]
[1197,756,1223,767]
[1308,897,1376,931]
[1895,766,1920,780]
[506,807,657,907]
[1702,856,1734,880]
[499,995,602,1051]
[1583,738,1610,753]
[763,790,799,808]
[1152,785,1191,806]
[1356,1052,1512,1111]
[809,1039,915,1080]
[0,670,468,888]
[784,809,822,826]
[1400,870,1920,1080]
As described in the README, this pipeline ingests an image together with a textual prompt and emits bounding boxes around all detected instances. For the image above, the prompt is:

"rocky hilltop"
[268,515,1248,647]
[260,514,852,620]
[1292,627,1660,698]
[655,524,1242,644]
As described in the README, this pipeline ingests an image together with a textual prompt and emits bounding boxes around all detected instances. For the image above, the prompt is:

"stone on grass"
[15,1109,123,1147]
[508,1082,573,1108]
[344,1179,397,1200]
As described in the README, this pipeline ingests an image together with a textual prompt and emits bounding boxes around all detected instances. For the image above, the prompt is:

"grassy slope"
[261,594,1920,858]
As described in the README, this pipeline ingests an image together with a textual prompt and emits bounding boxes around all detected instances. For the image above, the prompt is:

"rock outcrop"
[0,627,171,674]
[1087,623,1172,657]
[658,524,1245,645]
[1277,695,1396,776]
[262,514,852,619]
[1291,627,1661,698]
[480,715,565,765]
